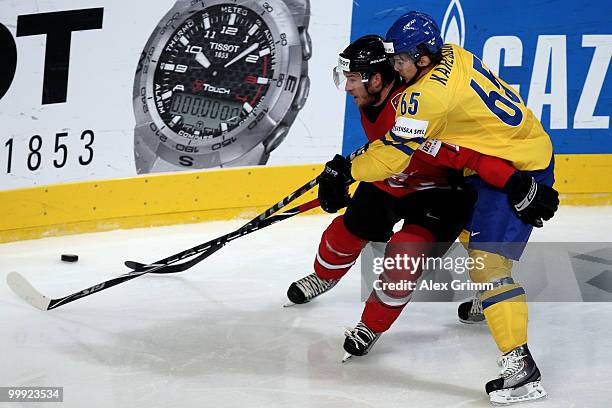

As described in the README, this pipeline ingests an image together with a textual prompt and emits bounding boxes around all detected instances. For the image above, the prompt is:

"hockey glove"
[504,171,559,227]
[318,154,354,213]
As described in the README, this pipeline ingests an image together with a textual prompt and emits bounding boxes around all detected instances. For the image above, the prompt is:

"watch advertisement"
[0,0,352,191]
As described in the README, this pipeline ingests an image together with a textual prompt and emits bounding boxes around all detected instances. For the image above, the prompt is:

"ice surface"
[1,207,611,407]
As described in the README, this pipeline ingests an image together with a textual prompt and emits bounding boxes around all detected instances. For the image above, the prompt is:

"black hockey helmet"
[333,35,396,89]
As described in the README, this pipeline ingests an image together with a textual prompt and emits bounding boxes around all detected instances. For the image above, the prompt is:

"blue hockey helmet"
[384,11,443,61]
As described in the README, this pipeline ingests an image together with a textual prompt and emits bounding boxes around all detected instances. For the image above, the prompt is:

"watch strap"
[227,0,311,166]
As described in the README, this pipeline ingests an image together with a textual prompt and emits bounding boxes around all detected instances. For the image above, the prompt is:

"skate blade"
[459,317,487,325]
[341,353,353,363]
[489,380,547,406]
[283,299,311,308]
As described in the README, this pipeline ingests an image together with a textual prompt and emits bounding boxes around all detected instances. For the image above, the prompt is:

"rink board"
[0,154,611,243]
[0,164,325,243]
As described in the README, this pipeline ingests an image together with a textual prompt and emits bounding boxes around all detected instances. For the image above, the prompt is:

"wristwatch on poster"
[133,0,311,174]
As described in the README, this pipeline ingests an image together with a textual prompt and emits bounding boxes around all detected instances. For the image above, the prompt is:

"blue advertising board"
[342,0,612,156]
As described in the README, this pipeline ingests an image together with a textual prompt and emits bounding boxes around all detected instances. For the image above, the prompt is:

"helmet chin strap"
[406,63,424,86]
[407,55,431,86]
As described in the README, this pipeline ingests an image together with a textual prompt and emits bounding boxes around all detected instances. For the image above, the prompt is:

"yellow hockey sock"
[481,283,528,354]
[467,250,528,354]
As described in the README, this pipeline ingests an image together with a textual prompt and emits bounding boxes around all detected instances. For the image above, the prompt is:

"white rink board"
[1,206,612,408]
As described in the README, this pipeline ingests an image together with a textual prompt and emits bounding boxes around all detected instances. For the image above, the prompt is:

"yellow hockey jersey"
[352,44,553,183]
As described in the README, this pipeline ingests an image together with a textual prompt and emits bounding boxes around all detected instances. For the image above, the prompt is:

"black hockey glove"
[318,154,354,213]
[504,171,559,228]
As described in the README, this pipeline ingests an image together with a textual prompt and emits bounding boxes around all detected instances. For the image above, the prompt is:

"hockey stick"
[125,198,321,273]
[6,144,368,311]
[124,145,368,274]
[5,199,318,311]
[5,194,318,311]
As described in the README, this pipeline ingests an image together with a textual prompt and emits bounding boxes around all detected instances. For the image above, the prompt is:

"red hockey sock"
[362,224,434,332]
[314,216,367,280]
[361,292,406,333]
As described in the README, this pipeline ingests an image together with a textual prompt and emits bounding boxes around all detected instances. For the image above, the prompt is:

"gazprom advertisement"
[342,0,612,156]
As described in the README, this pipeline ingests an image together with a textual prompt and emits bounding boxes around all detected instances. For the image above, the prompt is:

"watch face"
[153,4,276,140]
[134,0,306,172]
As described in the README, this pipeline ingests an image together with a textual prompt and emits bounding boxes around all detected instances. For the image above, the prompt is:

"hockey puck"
[61,254,79,263]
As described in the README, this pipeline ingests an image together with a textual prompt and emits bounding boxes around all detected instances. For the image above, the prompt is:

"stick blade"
[6,272,52,311]
[124,260,146,271]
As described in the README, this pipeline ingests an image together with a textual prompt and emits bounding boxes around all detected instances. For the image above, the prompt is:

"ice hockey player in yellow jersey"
[352,28,552,182]
[346,10,559,405]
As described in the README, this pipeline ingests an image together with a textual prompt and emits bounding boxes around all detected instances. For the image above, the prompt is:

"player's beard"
[354,94,376,108]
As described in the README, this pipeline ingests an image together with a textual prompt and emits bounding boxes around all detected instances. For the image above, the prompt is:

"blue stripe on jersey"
[388,131,426,146]
[381,137,415,156]
[482,287,526,310]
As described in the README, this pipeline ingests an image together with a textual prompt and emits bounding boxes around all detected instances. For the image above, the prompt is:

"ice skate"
[486,344,547,405]
[342,321,381,362]
[458,295,486,324]
[285,272,339,306]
